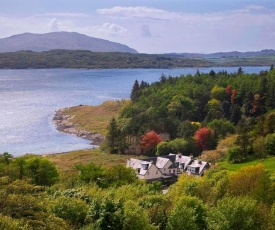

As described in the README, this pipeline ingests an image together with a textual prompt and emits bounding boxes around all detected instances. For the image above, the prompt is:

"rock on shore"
[53,108,104,145]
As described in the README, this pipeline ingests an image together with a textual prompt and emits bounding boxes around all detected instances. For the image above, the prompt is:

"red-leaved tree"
[194,127,216,151]
[141,131,162,155]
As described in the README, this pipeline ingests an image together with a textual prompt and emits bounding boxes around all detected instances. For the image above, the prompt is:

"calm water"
[0,67,269,156]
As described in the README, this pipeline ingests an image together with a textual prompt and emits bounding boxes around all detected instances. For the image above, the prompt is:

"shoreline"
[53,108,105,146]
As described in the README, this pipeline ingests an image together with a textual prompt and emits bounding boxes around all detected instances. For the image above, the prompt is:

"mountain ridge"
[0,32,138,53]
[166,49,275,58]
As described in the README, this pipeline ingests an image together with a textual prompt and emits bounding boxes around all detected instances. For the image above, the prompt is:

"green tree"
[156,141,172,156]
[104,165,138,187]
[264,133,275,156]
[208,119,235,139]
[211,85,227,101]
[130,79,140,102]
[76,163,104,185]
[25,156,59,186]
[178,120,199,139]
[237,66,243,75]
[86,199,124,230]
[235,118,253,158]
[167,195,206,230]
[138,194,170,230]
[227,145,243,163]
[123,200,153,230]
[263,111,275,134]
[207,196,260,230]
[0,152,13,165]
[230,104,242,125]
[51,196,88,228]
[167,96,195,121]
[106,117,125,154]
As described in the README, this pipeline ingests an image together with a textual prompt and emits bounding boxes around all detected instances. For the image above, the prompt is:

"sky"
[0,0,275,53]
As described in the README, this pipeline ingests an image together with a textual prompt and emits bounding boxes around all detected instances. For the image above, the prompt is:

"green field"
[218,156,275,174]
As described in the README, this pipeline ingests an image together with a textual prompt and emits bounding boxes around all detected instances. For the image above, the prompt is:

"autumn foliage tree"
[194,127,216,151]
[141,131,162,155]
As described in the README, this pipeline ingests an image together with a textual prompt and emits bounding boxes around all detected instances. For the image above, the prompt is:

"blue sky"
[1,0,275,53]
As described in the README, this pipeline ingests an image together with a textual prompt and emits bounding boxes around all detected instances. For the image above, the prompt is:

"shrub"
[227,145,243,163]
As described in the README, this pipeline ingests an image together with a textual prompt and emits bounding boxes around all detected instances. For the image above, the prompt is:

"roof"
[127,154,209,177]
[127,158,143,169]
[187,159,209,174]
[156,157,171,169]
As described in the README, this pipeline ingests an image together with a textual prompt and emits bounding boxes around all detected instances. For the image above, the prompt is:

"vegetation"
[103,67,275,159]
[0,150,274,229]
[60,100,128,136]
[1,65,275,229]
[0,50,274,69]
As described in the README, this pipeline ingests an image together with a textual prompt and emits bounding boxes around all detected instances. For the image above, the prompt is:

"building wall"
[143,164,161,180]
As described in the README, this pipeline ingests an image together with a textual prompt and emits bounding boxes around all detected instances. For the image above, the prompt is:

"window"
[156,170,158,174]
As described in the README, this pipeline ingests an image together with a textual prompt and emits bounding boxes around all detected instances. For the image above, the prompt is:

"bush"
[51,196,88,227]
[227,145,243,163]
[264,133,275,156]
[0,214,29,230]
[252,136,267,158]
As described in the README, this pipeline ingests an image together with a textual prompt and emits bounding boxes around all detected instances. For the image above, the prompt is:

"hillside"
[0,50,214,69]
[167,49,275,58]
[0,49,274,69]
[0,32,137,53]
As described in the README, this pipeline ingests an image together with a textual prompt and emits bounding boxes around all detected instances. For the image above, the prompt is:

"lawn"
[46,148,141,173]
[218,156,275,175]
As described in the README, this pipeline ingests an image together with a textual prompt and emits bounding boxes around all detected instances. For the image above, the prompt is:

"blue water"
[0,67,269,156]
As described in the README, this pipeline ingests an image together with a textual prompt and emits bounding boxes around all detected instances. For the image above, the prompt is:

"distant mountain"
[0,32,138,53]
[167,49,275,58]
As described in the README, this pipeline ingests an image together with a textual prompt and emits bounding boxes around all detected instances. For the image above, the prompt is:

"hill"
[167,49,275,58]
[0,31,138,53]
[0,50,213,69]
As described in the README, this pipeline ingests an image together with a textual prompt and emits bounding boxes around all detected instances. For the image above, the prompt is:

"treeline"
[104,66,275,162]
[0,152,274,229]
[0,50,274,69]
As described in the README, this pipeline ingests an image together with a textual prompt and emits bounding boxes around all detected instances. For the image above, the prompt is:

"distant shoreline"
[53,108,104,146]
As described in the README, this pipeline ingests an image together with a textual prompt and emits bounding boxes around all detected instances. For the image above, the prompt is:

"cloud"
[49,18,60,32]
[1,4,275,53]
[97,6,181,21]
[94,23,128,37]
[140,25,152,37]
[41,13,89,18]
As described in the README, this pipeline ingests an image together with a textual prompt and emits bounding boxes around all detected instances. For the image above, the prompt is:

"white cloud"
[49,18,60,32]
[97,6,181,21]
[40,13,89,18]
[100,22,128,36]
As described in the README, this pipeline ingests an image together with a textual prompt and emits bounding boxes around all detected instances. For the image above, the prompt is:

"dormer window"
[141,162,149,170]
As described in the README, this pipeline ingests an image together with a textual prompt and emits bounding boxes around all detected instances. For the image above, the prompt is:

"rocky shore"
[53,108,105,146]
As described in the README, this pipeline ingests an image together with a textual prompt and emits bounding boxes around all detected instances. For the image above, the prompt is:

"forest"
[0,50,274,69]
[1,66,275,229]
[105,66,275,160]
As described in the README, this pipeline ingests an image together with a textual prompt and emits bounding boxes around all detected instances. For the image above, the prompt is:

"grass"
[61,100,130,136]
[46,148,141,173]
[218,156,275,174]
[47,100,137,175]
